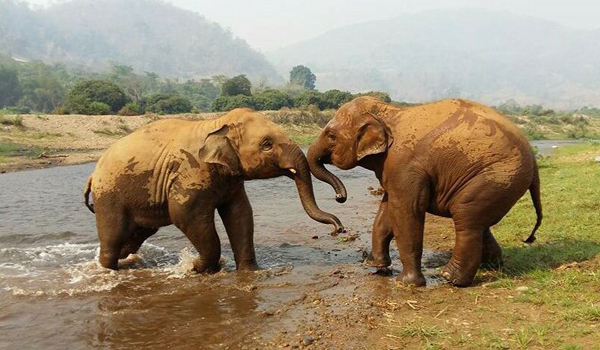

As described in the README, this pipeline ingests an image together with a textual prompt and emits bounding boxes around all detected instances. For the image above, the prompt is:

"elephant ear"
[199,125,241,176]
[356,114,393,161]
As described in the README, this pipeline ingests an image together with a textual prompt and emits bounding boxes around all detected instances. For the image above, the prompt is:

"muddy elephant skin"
[308,97,542,287]
[84,108,343,272]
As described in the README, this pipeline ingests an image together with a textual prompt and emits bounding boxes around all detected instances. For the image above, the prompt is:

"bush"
[145,93,192,114]
[321,89,353,109]
[523,124,545,140]
[354,91,392,103]
[118,102,140,116]
[64,79,129,114]
[221,75,252,97]
[212,95,256,112]
[294,90,325,109]
[0,106,31,114]
[253,90,293,110]
[88,102,111,115]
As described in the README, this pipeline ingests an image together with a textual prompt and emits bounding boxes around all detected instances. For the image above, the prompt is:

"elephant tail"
[84,175,95,213]
[524,162,542,244]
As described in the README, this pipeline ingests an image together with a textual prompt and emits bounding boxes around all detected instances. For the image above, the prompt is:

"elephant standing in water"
[308,97,542,286]
[84,109,343,272]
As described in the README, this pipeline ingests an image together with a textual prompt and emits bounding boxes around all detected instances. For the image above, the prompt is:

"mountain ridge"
[268,9,600,109]
[0,0,281,81]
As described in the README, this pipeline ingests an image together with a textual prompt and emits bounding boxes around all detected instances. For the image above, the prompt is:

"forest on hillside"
[0,0,280,81]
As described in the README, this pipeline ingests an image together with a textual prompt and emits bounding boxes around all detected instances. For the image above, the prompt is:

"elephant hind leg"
[119,227,159,259]
[96,208,130,270]
[481,228,503,270]
[440,222,484,287]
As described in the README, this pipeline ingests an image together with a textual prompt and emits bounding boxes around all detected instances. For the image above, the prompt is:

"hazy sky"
[26,0,600,51]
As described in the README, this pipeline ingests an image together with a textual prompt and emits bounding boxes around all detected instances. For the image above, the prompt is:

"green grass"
[0,142,44,162]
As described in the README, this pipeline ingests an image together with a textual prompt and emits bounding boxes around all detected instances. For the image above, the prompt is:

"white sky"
[26,0,600,51]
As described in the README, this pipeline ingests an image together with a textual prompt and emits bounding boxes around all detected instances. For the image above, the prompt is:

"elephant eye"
[261,138,273,151]
[326,132,336,142]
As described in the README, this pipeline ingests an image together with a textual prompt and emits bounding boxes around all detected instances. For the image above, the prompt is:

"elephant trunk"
[283,144,344,234]
[307,140,347,203]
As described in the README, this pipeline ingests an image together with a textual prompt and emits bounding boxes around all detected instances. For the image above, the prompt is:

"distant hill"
[268,9,600,109]
[0,0,281,81]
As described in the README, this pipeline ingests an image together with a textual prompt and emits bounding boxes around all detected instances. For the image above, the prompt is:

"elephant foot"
[364,252,392,268]
[440,260,475,287]
[192,259,221,274]
[398,270,426,287]
[371,267,394,276]
[236,260,260,272]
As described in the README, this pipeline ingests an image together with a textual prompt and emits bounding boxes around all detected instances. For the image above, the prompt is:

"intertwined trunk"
[307,140,347,203]
[283,144,344,234]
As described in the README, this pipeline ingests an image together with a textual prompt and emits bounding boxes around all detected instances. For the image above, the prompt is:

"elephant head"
[200,109,344,233]
[307,97,393,202]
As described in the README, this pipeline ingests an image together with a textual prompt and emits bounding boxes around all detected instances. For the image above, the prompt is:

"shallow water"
[0,141,555,348]
[0,161,416,348]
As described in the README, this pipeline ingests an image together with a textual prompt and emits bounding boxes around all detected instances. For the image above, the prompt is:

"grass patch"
[93,122,132,137]
[0,115,25,128]
[0,142,44,160]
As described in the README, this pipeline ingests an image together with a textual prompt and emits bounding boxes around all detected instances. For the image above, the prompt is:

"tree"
[253,90,293,110]
[0,64,22,107]
[221,75,252,96]
[293,90,324,109]
[144,93,192,114]
[18,61,65,113]
[321,89,353,109]
[64,79,129,114]
[290,65,316,90]
[212,95,256,112]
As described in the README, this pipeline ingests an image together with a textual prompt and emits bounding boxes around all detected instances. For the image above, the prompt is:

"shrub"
[294,90,325,109]
[0,106,31,114]
[0,115,24,128]
[64,79,129,114]
[211,95,256,112]
[523,124,545,140]
[221,75,252,97]
[321,89,354,109]
[354,91,392,103]
[145,93,192,114]
[253,90,293,110]
[88,102,111,115]
[118,102,140,116]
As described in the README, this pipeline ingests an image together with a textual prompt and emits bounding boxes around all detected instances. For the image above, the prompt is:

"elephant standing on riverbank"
[307,97,542,286]
[84,109,343,272]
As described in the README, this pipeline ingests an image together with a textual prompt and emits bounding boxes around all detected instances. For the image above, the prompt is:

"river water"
[0,141,566,348]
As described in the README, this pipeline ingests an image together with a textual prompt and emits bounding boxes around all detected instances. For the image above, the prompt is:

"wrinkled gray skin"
[84,109,343,272]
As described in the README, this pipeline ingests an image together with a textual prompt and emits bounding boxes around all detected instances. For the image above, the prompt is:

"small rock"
[311,235,319,239]
[516,286,529,292]
[594,156,600,163]
[302,335,314,346]
[552,145,558,149]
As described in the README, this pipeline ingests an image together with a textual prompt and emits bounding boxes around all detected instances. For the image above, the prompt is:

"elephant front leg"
[440,222,483,287]
[217,186,258,271]
[388,182,429,287]
[365,194,394,269]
